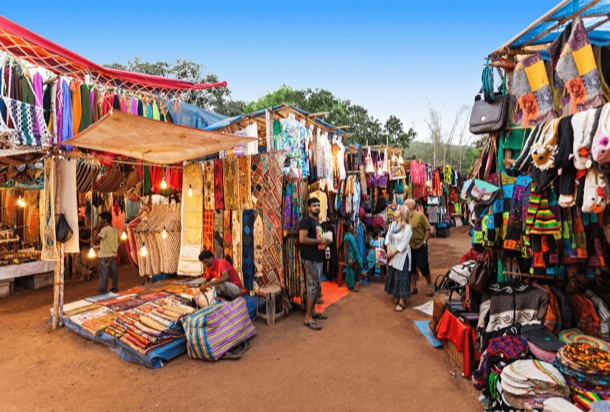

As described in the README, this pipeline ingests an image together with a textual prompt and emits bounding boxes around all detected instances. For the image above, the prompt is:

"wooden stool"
[337,262,345,287]
[256,285,286,325]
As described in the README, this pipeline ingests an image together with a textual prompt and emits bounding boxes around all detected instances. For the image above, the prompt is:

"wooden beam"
[586,14,610,32]
[307,112,329,118]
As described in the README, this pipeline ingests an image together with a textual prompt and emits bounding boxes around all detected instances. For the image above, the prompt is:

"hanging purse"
[465,179,500,205]
[468,251,491,293]
[469,59,509,135]
[365,148,375,174]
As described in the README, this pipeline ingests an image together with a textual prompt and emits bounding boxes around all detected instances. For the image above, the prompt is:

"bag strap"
[482,57,495,103]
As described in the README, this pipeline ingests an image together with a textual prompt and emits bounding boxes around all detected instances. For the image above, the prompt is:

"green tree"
[103,57,247,117]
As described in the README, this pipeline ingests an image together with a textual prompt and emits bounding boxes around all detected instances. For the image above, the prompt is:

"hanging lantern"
[88,247,96,258]
[188,184,193,198]
[120,230,127,241]
[160,177,168,190]
[17,196,26,208]
[140,243,148,256]
[398,154,404,164]
[161,227,168,239]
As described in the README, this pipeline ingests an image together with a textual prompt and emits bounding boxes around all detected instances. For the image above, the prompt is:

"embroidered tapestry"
[241,210,255,290]
[214,159,224,210]
[224,157,239,210]
[203,160,215,210]
[238,156,252,209]
[232,210,243,282]
[177,164,203,276]
[213,211,224,259]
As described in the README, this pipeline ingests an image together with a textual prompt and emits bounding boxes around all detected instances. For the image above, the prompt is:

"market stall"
[432,2,610,411]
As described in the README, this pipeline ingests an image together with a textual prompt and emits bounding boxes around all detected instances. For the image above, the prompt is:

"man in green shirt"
[93,211,120,294]
[405,199,432,296]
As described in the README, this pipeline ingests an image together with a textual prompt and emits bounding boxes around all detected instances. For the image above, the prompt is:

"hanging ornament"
[120,230,127,241]
[140,243,148,256]
[161,227,168,239]
[88,247,96,258]
[160,177,167,190]
[188,184,193,198]
[17,196,26,208]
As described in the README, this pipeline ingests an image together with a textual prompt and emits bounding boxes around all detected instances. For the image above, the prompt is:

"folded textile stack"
[572,393,610,410]
[500,360,569,410]
[554,343,610,398]
[543,397,582,411]
[560,329,610,352]
[69,306,119,336]
[473,335,529,391]
[105,296,195,354]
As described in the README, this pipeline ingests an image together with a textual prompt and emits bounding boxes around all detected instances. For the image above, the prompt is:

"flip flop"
[303,321,322,330]
[313,313,328,320]
[394,304,406,312]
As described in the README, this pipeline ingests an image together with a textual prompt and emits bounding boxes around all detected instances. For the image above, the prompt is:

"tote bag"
[183,297,256,361]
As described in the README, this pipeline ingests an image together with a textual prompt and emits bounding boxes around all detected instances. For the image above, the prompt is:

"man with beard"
[299,197,331,331]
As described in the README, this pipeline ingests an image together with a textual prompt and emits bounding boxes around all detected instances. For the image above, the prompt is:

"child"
[365,229,384,278]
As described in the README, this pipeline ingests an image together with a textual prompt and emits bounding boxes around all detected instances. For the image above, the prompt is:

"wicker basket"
[443,340,465,372]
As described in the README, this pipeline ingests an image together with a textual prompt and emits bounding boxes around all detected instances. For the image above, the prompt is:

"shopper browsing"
[385,205,412,312]
[92,212,120,294]
[404,199,433,296]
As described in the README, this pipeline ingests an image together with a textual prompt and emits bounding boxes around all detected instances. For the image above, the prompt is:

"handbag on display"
[365,148,375,174]
[389,165,406,181]
[465,179,500,205]
[469,92,510,135]
[468,251,491,293]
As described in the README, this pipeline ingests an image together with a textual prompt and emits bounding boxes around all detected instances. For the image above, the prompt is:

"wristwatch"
[422,241,428,247]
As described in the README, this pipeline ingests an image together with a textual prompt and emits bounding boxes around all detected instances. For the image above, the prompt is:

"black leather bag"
[55,214,73,243]
[469,93,509,135]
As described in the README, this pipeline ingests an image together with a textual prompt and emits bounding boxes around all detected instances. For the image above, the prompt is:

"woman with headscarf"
[385,205,412,312]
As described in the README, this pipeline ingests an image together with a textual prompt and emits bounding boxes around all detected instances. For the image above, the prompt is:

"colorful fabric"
[231,211,243,283]
[214,159,224,210]
[1,96,50,147]
[554,343,610,396]
[241,210,255,290]
[282,167,302,235]
[93,165,122,193]
[253,213,264,291]
[203,160,215,210]
[213,211,224,259]
[238,156,252,209]
[223,210,233,262]
[177,164,204,276]
[224,157,239,210]
[202,210,214,252]
[551,16,603,114]
[510,52,556,127]
[76,161,101,193]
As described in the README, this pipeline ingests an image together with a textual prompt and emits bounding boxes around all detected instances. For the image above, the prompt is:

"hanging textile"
[71,81,82,135]
[223,210,232,262]
[253,213,264,292]
[242,210,255,290]
[1,96,50,147]
[284,234,305,306]
[511,52,556,127]
[202,210,214,252]
[213,211,224,259]
[79,83,92,132]
[224,157,239,210]
[177,164,203,276]
[203,160,215,210]
[232,210,243,282]
[58,159,80,254]
[244,122,258,155]
[282,167,302,235]
[76,161,101,193]
[238,156,252,210]
[214,159,224,210]
[250,154,263,206]
[93,165,123,193]
[41,157,58,261]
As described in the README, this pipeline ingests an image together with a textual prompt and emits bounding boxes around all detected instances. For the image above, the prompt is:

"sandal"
[394,304,406,312]
[303,321,322,331]
[313,313,328,320]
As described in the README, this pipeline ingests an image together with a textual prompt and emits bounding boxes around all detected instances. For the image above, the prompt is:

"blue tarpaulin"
[166,99,228,130]
[497,0,610,52]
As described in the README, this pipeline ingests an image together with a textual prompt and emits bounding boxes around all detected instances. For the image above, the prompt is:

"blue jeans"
[98,256,118,294]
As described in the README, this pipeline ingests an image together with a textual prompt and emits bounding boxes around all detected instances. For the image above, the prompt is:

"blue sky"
[2,1,555,142]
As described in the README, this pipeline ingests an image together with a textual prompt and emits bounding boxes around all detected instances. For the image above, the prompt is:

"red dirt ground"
[0,226,482,412]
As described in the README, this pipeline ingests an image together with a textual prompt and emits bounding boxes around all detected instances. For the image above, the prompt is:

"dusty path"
[0,226,482,412]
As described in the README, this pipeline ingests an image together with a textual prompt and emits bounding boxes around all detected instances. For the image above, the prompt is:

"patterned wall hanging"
[203,160,215,210]
[213,211,224,259]
[202,210,214,252]
[223,210,232,262]
[238,156,252,209]
[232,210,243,282]
[224,157,239,210]
[177,163,203,276]
[214,159,224,210]
[241,210,255,290]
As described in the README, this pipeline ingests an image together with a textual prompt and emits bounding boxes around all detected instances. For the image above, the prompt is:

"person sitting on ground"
[364,228,384,278]
[385,205,413,312]
[74,220,93,282]
[198,250,243,301]
[92,212,120,294]
[343,220,363,292]
[404,199,433,296]
[299,197,332,331]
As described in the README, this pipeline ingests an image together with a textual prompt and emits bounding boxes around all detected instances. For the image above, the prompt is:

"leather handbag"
[469,92,509,135]
[55,214,73,243]
[465,179,500,205]
[468,251,491,293]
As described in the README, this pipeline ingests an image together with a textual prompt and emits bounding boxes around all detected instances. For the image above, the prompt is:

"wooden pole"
[50,79,63,330]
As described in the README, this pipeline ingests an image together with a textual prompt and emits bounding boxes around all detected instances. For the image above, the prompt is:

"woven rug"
[203,160,215,210]
[232,210,243,283]
[177,164,203,276]
[238,156,252,209]
[214,159,224,210]
[241,210,255,290]
[202,210,214,252]
[223,210,232,261]
[224,157,239,210]
[213,211,224,259]
[41,157,58,261]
